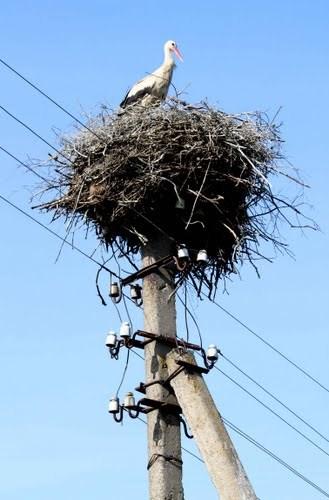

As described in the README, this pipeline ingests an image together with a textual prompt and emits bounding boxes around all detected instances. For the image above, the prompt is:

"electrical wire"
[4,104,326,404]
[223,417,329,499]
[176,290,203,350]
[112,295,123,323]
[131,359,329,499]
[2,55,328,400]
[213,364,329,459]
[2,191,327,495]
[0,187,206,470]
[0,57,103,140]
[183,283,190,344]
[2,191,328,463]
[0,144,131,322]
[207,294,329,395]
[175,288,329,454]
[2,132,329,486]
[0,190,139,324]
[3,59,327,494]
[222,354,329,445]
[0,145,49,183]
[0,186,204,477]
[115,348,131,397]
[134,317,329,459]
[131,349,145,361]
[0,193,120,280]
[112,293,135,396]
[0,191,135,401]
[0,104,71,162]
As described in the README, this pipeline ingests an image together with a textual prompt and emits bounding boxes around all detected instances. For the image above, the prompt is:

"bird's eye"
[171,42,175,47]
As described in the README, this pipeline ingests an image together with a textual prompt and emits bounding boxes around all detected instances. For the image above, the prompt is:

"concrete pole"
[141,237,184,500]
[166,349,257,500]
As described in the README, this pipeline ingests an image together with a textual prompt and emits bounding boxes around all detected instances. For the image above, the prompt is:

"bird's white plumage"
[120,40,182,109]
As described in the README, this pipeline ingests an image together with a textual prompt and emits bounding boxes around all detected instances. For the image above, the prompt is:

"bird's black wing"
[120,85,154,108]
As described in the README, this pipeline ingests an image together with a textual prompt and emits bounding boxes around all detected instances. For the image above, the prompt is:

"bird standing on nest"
[120,40,183,109]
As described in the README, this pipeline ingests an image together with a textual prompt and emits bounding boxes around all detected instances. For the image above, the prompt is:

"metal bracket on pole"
[126,330,216,372]
[175,359,209,375]
[135,366,185,395]
[137,397,182,415]
[121,254,174,287]
[130,329,203,352]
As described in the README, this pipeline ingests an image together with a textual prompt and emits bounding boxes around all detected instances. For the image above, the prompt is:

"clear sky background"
[0,1,328,499]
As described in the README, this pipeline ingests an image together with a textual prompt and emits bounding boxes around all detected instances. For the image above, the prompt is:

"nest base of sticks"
[36,99,310,296]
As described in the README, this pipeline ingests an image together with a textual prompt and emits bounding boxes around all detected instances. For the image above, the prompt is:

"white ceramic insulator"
[124,392,136,408]
[197,249,208,263]
[110,282,120,297]
[105,331,117,347]
[178,246,189,259]
[207,344,219,362]
[108,397,120,413]
[120,321,131,338]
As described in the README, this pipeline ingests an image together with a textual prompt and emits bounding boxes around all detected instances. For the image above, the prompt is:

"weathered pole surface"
[166,349,257,500]
[142,237,184,500]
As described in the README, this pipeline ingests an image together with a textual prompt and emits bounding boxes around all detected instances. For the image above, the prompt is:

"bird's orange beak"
[173,46,184,62]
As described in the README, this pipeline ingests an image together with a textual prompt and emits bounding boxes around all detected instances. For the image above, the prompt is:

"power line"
[177,294,329,448]
[2,63,326,496]
[208,295,329,395]
[2,54,328,400]
[0,147,145,315]
[3,93,327,401]
[134,349,329,465]
[214,364,329,459]
[0,103,71,162]
[2,136,329,460]
[2,185,328,460]
[0,145,49,183]
[2,194,327,497]
[223,417,329,499]
[0,192,120,280]
[182,289,328,447]
[131,349,144,361]
[222,354,329,445]
[0,57,103,140]
[0,193,203,467]
[0,191,142,318]
[131,352,329,498]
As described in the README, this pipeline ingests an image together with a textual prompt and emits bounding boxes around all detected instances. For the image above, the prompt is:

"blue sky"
[1,1,329,499]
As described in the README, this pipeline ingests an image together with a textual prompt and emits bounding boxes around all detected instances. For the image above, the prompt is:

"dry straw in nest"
[35,99,314,297]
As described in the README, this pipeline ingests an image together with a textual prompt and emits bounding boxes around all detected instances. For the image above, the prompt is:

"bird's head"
[165,40,183,62]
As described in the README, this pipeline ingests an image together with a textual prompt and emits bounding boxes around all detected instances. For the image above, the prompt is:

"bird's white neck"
[163,47,175,67]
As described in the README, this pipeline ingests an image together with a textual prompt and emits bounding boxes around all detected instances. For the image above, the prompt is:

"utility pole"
[141,237,184,500]
[166,349,257,500]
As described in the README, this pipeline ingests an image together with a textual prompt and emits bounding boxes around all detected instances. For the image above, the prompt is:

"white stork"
[120,40,183,109]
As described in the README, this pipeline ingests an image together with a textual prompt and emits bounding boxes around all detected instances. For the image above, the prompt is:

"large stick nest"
[36,99,313,296]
